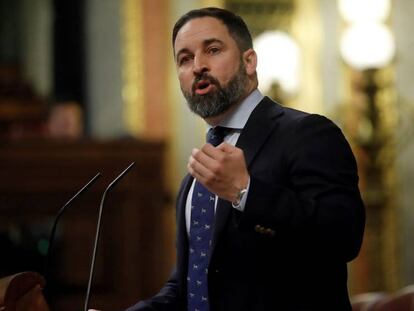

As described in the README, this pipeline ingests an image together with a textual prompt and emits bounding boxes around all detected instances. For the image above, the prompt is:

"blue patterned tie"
[187,127,229,311]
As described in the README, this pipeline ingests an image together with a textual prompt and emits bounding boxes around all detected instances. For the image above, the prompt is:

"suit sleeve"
[239,114,365,262]
[124,268,182,311]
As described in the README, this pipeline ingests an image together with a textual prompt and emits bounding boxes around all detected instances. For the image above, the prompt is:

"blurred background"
[0,0,413,310]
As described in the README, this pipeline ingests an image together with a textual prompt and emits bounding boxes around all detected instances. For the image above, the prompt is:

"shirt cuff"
[231,177,250,212]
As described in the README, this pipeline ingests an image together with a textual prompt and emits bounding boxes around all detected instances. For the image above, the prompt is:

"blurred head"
[48,102,83,139]
[172,8,258,123]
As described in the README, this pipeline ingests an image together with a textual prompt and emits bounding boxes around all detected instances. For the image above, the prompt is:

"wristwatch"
[232,188,248,208]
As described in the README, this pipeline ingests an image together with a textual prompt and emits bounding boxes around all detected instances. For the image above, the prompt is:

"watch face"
[239,189,247,199]
[233,188,247,207]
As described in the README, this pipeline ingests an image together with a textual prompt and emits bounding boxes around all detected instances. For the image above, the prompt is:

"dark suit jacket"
[126,97,365,311]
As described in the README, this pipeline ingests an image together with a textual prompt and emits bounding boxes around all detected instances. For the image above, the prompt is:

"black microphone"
[84,162,135,311]
[45,172,101,291]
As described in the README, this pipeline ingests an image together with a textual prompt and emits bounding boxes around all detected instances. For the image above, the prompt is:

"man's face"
[174,17,248,119]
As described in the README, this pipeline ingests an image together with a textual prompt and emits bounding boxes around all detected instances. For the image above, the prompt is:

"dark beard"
[182,63,249,119]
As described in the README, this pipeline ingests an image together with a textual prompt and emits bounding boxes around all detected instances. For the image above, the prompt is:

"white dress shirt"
[185,89,264,233]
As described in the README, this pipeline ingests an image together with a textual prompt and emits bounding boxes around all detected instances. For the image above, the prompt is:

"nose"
[193,54,209,75]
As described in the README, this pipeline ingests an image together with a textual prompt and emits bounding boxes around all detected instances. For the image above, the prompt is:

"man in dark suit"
[125,7,365,311]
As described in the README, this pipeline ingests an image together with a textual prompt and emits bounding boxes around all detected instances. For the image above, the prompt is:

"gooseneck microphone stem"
[45,172,101,284]
[84,162,135,311]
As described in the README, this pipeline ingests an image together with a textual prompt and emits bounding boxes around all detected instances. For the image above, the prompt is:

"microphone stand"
[45,172,101,292]
[84,162,135,311]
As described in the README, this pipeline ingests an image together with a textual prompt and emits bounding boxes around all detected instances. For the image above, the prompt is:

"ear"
[242,48,257,76]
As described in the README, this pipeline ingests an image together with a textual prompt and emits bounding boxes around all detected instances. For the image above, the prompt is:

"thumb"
[216,142,235,153]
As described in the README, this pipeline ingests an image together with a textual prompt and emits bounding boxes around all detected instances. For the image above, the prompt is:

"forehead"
[174,17,235,52]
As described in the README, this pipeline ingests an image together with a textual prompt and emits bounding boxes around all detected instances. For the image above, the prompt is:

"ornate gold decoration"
[121,0,145,137]
[201,0,224,8]
[291,0,323,113]
[225,0,294,36]
[344,66,400,293]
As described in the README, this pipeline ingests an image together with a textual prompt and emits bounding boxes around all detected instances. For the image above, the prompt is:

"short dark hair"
[172,7,253,52]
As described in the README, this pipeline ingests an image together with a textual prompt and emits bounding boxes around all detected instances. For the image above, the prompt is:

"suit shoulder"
[278,105,338,130]
[257,97,342,135]
[261,97,310,122]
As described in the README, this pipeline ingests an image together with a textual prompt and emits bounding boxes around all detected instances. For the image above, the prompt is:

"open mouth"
[196,80,210,90]
[194,79,214,95]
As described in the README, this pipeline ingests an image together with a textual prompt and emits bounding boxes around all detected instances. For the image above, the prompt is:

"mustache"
[192,73,220,93]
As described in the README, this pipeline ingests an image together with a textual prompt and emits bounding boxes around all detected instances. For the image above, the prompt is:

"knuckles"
[210,163,221,175]
[200,143,212,153]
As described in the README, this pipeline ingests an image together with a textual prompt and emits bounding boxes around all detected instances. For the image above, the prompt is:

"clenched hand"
[188,142,249,202]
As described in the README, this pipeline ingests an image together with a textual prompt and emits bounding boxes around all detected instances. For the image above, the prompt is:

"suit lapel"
[235,97,283,167]
[176,174,193,269]
[211,97,284,250]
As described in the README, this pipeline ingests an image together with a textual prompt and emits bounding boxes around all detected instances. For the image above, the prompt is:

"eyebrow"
[175,38,225,61]
[203,38,224,47]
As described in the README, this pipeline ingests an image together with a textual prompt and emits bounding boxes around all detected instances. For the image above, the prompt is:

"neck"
[204,83,257,126]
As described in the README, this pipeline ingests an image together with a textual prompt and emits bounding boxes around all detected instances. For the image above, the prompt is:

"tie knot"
[207,126,230,146]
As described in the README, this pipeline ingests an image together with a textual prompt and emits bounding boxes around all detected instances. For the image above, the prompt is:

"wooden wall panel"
[0,139,174,310]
